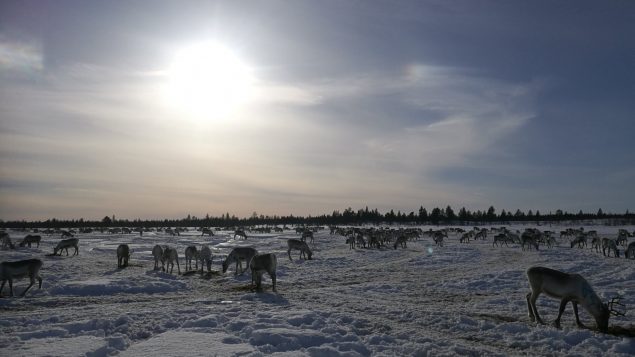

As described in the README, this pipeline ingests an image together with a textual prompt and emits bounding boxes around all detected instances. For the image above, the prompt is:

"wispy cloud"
[0,37,43,75]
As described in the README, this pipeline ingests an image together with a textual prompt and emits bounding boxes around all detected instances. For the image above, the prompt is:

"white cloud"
[0,37,43,75]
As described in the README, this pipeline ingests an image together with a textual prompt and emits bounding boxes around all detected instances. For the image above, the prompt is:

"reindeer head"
[597,296,626,333]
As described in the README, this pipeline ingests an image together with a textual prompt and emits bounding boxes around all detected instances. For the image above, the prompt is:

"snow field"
[0,225,633,356]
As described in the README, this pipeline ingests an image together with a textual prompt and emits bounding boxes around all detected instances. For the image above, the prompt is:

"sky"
[1,1,634,221]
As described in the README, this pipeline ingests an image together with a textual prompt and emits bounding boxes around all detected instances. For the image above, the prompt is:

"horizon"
[1,1,634,221]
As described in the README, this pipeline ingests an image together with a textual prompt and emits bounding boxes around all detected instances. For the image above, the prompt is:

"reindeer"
[615,232,628,247]
[393,235,408,249]
[184,245,199,271]
[162,246,180,274]
[287,239,312,260]
[152,245,164,271]
[432,231,446,247]
[301,230,314,244]
[602,238,619,258]
[117,244,130,268]
[201,228,215,236]
[591,237,602,253]
[222,247,258,275]
[521,233,539,251]
[0,259,43,297]
[61,231,74,238]
[53,238,79,256]
[234,230,247,240]
[250,253,277,292]
[525,266,624,333]
[492,233,509,247]
[625,242,635,260]
[1,232,15,250]
[19,235,41,248]
[199,245,213,273]
[570,235,587,249]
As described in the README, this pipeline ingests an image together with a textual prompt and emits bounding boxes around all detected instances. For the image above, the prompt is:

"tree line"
[1,206,634,229]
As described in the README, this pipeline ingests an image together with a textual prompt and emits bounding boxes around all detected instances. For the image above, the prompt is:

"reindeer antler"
[608,296,626,317]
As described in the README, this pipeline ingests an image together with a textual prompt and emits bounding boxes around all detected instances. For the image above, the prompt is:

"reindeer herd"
[1,224,632,334]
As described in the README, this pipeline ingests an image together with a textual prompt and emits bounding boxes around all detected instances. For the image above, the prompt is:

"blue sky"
[1,1,633,220]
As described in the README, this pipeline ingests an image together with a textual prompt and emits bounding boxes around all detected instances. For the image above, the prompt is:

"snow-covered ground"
[0,224,633,356]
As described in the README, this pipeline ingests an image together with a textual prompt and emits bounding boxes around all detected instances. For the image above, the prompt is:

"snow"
[0,225,633,356]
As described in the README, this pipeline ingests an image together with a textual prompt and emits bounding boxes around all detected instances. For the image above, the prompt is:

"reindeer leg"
[526,293,536,322]
[553,299,569,328]
[572,302,584,328]
[176,258,181,274]
[529,292,545,324]
[8,279,14,297]
[0,280,6,297]
[21,278,35,297]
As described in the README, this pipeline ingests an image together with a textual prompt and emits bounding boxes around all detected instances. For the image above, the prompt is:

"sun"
[166,42,254,119]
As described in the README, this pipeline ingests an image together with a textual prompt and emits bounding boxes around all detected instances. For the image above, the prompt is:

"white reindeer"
[54,238,79,256]
[250,253,277,292]
[199,245,213,273]
[152,245,164,271]
[162,246,180,274]
[184,245,199,271]
[0,259,43,297]
[222,247,258,275]
[525,266,623,333]
[19,235,41,248]
[287,239,312,260]
[117,244,130,268]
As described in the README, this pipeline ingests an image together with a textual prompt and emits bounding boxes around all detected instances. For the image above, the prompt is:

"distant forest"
[1,206,634,229]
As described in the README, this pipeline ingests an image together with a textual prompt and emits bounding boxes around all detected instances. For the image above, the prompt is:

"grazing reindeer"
[1,259,43,297]
[19,235,41,248]
[625,242,635,260]
[250,253,277,292]
[61,231,74,238]
[162,246,180,274]
[53,238,79,256]
[222,247,258,275]
[234,230,247,240]
[184,245,199,271]
[117,244,130,268]
[152,245,164,271]
[393,235,408,249]
[602,238,619,258]
[201,228,215,236]
[525,266,624,333]
[199,245,213,273]
[287,239,312,260]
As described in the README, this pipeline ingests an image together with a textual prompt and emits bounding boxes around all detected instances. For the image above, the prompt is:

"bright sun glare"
[166,42,254,119]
